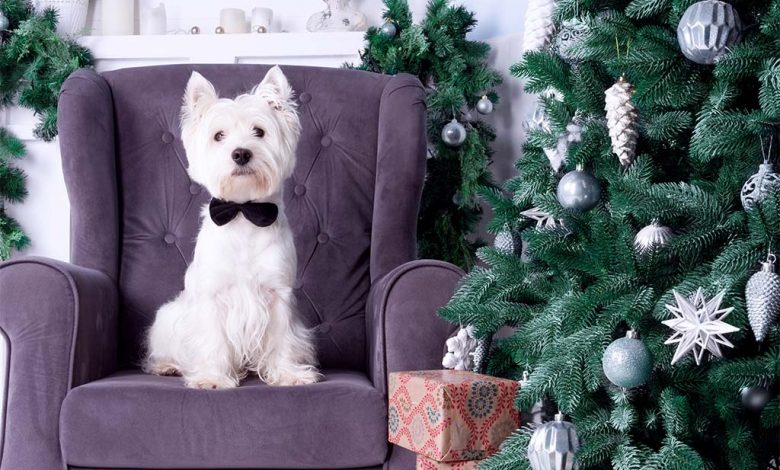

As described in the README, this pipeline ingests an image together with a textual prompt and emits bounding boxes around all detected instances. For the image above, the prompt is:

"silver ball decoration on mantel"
[380,20,397,37]
[527,412,580,470]
[677,0,741,64]
[442,118,467,147]
[741,162,780,210]
[634,220,674,254]
[215,26,225,34]
[740,385,772,412]
[556,165,601,212]
[476,95,494,115]
[745,253,780,342]
[190,26,201,34]
[602,330,654,388]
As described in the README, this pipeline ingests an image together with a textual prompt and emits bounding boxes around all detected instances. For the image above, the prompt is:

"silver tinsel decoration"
[677,0,741,64]
[634,220,674,254]
[741,162,780,210]
[476,95,494,115]
[745,254,780,342]
[442,118,467,147]
[557,165,601,211]
[527,413,580,470]
[602,330,653,388]
[380,20,397,37]
[555,18,589,63]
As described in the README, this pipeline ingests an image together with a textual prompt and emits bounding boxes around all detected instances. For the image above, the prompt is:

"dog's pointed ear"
[253,65,295,112]
[182,71,218,121]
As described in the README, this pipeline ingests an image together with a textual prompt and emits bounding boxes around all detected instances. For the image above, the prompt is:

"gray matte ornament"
[380,20,397,37]
[741,162,780,210]
[476,95,493,115]
[745,254,780,342]
[677,0,741,64]
[741,385,772,411]
[0,12,8,32]
[527,413,580,470]
[602,330,653,388]
[557,165,601,211]
[442,118,467,147]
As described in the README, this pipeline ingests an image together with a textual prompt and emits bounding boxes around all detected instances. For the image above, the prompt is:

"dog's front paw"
[185,375,238,390]
[148,364,180,377]
[273,368,322,386]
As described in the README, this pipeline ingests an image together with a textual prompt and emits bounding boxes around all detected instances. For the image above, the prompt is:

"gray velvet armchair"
[0,64,465,470]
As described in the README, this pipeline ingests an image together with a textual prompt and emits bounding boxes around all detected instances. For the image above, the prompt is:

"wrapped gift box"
[388,370,520,462]
[416,455,483,469]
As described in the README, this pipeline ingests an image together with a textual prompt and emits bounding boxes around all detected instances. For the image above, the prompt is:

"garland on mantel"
[0,0,92,259]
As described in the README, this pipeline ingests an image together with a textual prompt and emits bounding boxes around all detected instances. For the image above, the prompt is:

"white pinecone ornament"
[605,77,639,167]
[523,0,556,52]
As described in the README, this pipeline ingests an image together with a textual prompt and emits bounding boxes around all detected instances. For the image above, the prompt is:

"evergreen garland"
[440,0,780,467]
[350,0,502,268]
[0,0,92,259]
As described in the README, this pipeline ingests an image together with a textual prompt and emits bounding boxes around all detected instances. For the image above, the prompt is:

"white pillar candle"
[220,8,248,34]
[251,8,273,33]
[140,3,166,35]
[102,0,135,35]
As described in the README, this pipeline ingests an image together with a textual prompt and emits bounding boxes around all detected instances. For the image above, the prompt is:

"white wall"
[4,0,530,261]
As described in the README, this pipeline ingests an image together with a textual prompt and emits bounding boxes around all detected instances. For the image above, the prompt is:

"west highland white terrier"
[144,66,321,389]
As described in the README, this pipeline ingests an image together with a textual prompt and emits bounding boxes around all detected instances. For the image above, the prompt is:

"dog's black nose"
[231,148,252,166]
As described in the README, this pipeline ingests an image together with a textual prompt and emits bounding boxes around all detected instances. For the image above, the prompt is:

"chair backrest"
[58,64,427,370]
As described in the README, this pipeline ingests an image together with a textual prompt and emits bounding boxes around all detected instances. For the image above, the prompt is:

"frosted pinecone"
[604,77,639,167]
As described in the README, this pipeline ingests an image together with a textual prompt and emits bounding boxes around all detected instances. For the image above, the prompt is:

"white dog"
[144,66,321,389]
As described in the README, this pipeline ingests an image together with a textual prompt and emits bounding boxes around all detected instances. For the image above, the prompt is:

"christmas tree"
[351,0,502,269]
[440,0,780,467]
[0,0,92,259]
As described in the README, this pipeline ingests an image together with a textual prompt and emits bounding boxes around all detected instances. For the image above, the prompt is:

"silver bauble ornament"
[634,220,674,254]
[557,165,601,211]
[602,330,653,388]
[442,119,467,147]
[476,95,493,115]
[215,26,225,34]
[190,25,201,34]
[555,18,589,63]
[740,385,772,411]
[741,162,780,210]
[380,20,397,37]
[527,413,580,470]
[677,0,741,64]
[0,12,9,32]
[745,254,780,342]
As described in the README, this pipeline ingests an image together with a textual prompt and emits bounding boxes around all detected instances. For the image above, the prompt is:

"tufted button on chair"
[0,64,466,470]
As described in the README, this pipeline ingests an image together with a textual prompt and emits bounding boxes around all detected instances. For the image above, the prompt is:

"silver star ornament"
[521,207,562,229]
[662,288,739,365]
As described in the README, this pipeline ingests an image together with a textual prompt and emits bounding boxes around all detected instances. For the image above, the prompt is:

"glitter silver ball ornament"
[602,330,653,388]
[740,385,772,411]
[442,119,467,147]
[0,12,9,32]
[745,255,780,342]
[557,165,601,212]
[677,0,741,64]
[555,18,589,63]
[476,95,494,115]
[380,20,397,37]
[527,413,580,470]
[634,220,674,254]
[494,225,521,255]
[741,162,780,210]
[190,25,200,34]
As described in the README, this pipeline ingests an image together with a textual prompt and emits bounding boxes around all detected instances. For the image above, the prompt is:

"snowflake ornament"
[662,288,740,365]
[442,326,478,370]
[521,207,562,230]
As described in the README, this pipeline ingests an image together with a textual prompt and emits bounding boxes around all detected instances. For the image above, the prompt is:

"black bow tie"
[209,198,279,227]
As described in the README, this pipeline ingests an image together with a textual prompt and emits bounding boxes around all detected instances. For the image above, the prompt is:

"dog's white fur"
[144,66,320,389]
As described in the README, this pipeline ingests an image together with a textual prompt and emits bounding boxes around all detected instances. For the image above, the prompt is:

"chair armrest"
[366,259,464,394]
[0,257,118,469]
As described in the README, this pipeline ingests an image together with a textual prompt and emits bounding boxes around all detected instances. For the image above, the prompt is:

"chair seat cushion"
[60,370,388,469]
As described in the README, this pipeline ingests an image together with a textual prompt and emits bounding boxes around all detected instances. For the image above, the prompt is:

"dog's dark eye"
[214,131,225,142]
[253,127,265,138]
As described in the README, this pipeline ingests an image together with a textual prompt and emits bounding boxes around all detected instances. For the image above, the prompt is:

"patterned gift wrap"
[416,454,483,469]
[388,370,520,462]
